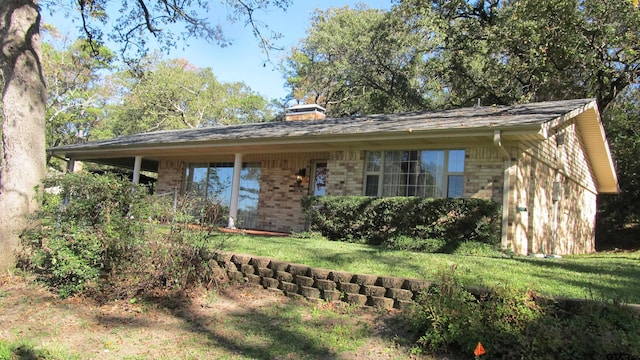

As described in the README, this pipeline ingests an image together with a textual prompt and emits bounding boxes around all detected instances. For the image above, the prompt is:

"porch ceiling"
[78,157,160,172]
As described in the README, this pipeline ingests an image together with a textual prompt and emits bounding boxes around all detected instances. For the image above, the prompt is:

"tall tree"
[288,0,639,113]
[598,88,640,232]
[284,5,446,117]
[1,0,46,270]
[103,57,273,136]
[43,37,115,168]
[0,0,290,270]
[414,0,640,109]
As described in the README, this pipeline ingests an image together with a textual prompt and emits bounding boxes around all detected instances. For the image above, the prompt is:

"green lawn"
[214,233,640,304]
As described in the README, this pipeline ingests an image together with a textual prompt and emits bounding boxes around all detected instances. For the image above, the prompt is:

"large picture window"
[184,162,261,228]
[364,150,465,198]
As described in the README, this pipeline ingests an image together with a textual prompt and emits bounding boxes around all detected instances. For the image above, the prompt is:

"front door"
[312,162,328,196]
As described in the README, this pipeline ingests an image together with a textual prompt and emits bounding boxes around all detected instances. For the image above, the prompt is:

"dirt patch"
[0,274,445,359]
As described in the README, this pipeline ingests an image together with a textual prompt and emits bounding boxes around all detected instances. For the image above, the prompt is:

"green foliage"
[409,267,640,359]
[103,56,273,137]
[42,38,115,170]
[20,172,149,296]
[27,228,103,298]
[384,236,447,253]
[287,0,639,111]
[284,5,445,116]
[410,267,481,351]
[598,88,640,237]
[20,172,224,299]
[302,196,500,252]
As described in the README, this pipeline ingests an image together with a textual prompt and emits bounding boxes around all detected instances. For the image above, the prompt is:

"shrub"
[408,268,640,359]
[23,227,103,298]
[410,266,482,351]
[302,196,501,252]
[20,173,149,296]
[20,172,225,299]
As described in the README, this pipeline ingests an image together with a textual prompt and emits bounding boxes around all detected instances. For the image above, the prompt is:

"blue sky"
[42,1,391,102]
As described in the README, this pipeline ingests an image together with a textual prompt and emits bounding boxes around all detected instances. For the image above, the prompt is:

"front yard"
[0,275,425,360]
[4,231,639,359]
[216,233,640,304]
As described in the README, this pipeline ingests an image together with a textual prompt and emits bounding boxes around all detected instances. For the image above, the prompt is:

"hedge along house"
[49,98,618,255]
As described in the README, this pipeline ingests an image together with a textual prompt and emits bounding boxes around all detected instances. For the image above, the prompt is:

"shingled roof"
[51,98,594,152]
[48,98,618,193]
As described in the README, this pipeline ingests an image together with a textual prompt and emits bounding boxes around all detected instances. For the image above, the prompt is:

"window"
[184,162,261,228]
[364,150,465,198]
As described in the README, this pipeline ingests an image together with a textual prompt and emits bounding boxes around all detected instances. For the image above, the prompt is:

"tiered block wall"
[213,252,433,310]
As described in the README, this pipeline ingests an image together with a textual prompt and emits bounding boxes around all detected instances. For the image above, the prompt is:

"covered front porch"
[63,149,336,232]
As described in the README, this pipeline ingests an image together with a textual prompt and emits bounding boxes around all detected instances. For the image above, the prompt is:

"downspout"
[493,130,511,251]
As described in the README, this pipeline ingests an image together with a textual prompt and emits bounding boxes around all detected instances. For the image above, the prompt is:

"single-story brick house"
[49,98,618,255]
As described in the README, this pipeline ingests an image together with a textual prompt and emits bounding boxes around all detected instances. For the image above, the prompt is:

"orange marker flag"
[474,342,486,357]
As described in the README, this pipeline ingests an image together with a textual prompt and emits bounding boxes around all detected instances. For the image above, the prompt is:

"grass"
[214,233,640,304]
[0,277,383,360]
[0,339,79,360]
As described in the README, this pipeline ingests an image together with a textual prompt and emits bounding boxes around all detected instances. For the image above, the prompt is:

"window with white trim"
[364,150,465,198]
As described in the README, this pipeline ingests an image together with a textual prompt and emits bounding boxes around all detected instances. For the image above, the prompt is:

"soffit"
[573,106,619,194]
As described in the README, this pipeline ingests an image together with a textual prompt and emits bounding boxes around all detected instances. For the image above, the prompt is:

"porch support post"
[66,157,76,174]
[228,153,243,229]
[133,156,143,184]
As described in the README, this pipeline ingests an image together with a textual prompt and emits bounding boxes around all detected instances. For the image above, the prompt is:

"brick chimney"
[285,104,326,121]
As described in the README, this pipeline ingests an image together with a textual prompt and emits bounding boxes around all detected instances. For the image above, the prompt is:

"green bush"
[408,268,640,359]
[302,196,501,252]
[20,172,224,299]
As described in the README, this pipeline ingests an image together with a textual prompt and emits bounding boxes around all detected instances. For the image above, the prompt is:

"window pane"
[448,150,465,172]
[184,162,262,228]
[365,152,381,172]
[447,175,464,198]
[365,175,379,196]
[187,165,209,197]
[239,163,261,228]
[420,150,444,197]
[364,149,464,199]
[208,165,233,204]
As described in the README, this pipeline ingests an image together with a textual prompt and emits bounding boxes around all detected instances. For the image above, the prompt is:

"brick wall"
[512,120,599,255]
[258,158,311,233]
[156,159,184,195]
[326,150,364,196]
[153,140,599,255]
[464,145,507,203]
[155,147,512,233]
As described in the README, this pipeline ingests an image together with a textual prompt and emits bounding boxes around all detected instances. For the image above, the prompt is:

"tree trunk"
[0,0,46,270]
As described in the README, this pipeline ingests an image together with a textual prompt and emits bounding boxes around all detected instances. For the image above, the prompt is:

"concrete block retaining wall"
[213,252,432,310]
